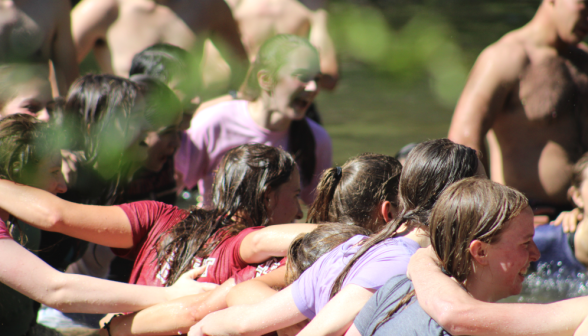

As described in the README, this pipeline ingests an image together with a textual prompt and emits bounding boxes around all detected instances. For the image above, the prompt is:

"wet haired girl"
[351,178,539,335]
[0,115,201,336]
[176,34,332,207]
[190,138,483,336]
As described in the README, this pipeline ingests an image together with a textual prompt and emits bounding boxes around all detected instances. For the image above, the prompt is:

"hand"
[188,320,207,336]
[407,246,438,280]
[552,208,583,233]
[166,266,219,301]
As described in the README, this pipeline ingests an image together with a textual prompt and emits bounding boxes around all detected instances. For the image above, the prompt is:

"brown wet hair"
[307,153,402,233]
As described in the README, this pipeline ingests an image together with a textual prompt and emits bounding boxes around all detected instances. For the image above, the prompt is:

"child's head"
[130,75,182,172]
[430,178,538,301]
[129,44,198,131]
[0,64,54,122]
[285,223,370,285]
[0,114,66,195]
[307,154,402,233]
[65,74,148,169]
[569,152,588,210]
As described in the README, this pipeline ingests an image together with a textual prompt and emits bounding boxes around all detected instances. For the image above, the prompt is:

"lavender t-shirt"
[290,235,420,319]
[175,100,333,206]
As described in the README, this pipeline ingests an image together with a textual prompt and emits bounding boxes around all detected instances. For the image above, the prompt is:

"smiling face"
[1,78,54,122]
[551,0,588,44]
[266,168,304,225]
[264,46,321,121]
[481,207,541,300]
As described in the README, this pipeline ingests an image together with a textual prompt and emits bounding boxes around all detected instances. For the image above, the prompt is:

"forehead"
[495,206,534,244]
[279,46,320,74]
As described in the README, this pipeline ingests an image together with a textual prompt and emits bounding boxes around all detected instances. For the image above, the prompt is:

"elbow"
[42,276,76,313]
[432,302,476,336]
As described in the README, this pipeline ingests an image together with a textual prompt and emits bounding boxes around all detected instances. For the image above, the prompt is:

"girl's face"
[482,207,540,301]
[266,169,304,225]
[265,46,320,120]
[570,169,588,209]
[1,78,54,122]
[22,151,67,195]
[143,124,182,172]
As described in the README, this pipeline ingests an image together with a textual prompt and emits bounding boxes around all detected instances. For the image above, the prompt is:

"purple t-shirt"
[175,99,332,206]
[290,235,420,319]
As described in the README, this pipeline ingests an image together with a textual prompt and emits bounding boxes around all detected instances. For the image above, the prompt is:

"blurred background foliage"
[320,0,541,164]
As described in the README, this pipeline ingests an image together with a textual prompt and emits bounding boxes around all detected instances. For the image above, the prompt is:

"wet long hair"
[0,114,58,244]
[156,144,297,285]
[329,139,480,298]
[285,223,370,285]
[241,34,319,187]
[370,178,527,334]
[307,154,402,233]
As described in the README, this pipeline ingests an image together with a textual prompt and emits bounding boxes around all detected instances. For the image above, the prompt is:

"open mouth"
[519,264,529,277]
[291,94,313,111]
[139,140,148,147]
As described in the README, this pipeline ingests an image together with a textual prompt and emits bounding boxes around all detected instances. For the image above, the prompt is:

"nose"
[295,201,303,220]
[54,172,68,194]
[304,80,318,92]
[36,108,50,122]
[529,240,541,262]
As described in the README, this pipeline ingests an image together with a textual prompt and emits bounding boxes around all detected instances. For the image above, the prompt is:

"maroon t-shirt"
[114,201,285,286]
[0,218,11,240]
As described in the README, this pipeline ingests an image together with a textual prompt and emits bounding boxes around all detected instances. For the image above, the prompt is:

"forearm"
[226,278,278,306]
[241,224,316,263]
[0,180,63,229]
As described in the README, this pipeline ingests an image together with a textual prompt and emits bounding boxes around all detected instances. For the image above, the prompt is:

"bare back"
[230,0,312,61]
[73,0,247,81]
[449,27,588,206]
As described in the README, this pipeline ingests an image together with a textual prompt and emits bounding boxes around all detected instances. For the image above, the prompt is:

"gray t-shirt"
[354,275,450,336]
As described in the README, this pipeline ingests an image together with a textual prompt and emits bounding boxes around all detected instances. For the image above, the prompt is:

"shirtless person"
[71,0,249,92]
[448,0,588,219]
[0,0,79,96]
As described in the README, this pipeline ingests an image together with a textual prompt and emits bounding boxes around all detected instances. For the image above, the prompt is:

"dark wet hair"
[0,114,58,244]
[330,138,479,298]
[0,63,49,112]
[371,178,527,334]
[130,74,182,130]
[241,34,319,187]
[285,223,370,285]
[157,143,297,285]
[307,154,402,233]
[129,43,197,100]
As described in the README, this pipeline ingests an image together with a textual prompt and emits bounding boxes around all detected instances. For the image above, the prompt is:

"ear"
[569,185,584,209]
[469,240,490,266]
[257,70,274,92]
[264,187,275,211]
[378,201,394,223]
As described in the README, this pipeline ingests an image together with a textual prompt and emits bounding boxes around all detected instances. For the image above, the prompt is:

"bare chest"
[516,51,588,122]
[0,4,54,62]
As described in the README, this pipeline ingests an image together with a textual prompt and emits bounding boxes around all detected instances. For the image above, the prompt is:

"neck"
[526,4,569,51]
[464,270,499,303]
[247,98,293,132]
[400,223,431,248]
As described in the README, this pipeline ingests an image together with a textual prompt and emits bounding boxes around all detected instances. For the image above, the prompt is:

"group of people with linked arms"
[2,0,588,335]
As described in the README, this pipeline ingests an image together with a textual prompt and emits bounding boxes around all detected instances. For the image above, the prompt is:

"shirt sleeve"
[0,218,11,240]
[301,119,333,204]
[112,201,183,259]
[290,262,319,319]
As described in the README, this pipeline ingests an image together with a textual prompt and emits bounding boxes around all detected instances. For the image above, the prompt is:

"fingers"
[533,215,549,227]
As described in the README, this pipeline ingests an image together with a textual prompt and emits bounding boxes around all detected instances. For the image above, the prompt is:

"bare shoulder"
[73,0,119,25]
[473,31,529,83]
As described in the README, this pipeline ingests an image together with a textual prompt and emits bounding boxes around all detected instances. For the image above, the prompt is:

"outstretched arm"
[209,0,250,91]
[189,285,306,336]
[409,247,588,336]
[239,224,316,263]
[104,279,233,336]
[71,0,118,63]
[226,267,286,306]
[0,180,133,248]
[297,284,375,336]
[0,239,213,314]
[51,0,79,95]
[448,42,525,170]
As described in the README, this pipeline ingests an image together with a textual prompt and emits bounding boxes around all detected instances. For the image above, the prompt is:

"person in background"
[176,34,332,207]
